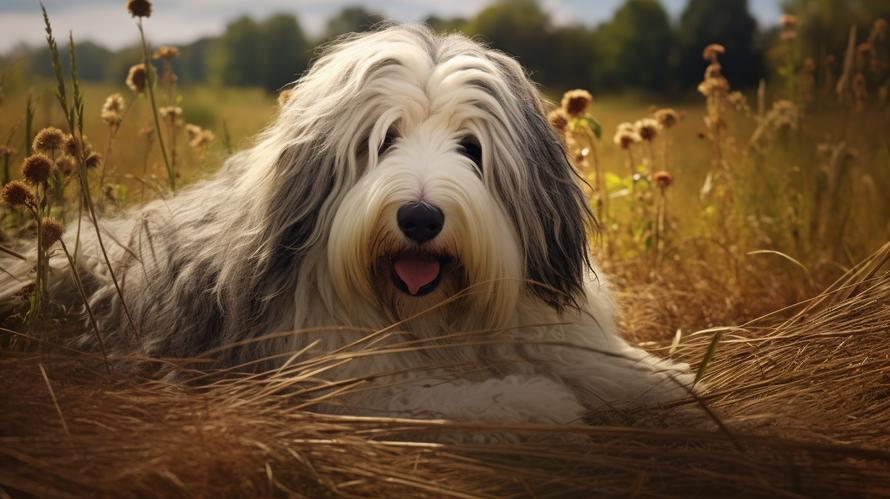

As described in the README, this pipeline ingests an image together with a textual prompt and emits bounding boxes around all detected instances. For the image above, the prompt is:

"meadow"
[1,6,890,498]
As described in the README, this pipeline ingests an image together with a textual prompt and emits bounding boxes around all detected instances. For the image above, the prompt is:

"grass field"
[2,12,890,498]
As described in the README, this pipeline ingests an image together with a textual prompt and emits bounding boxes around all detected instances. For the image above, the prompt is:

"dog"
[1,25,692,424]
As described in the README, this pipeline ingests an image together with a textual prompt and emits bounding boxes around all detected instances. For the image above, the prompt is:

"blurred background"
[1,0,889,96]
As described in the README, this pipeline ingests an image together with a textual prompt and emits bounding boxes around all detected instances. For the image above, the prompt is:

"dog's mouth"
[389,251,452,296]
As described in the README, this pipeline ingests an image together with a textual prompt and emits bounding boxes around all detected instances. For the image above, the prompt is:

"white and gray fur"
[0,25,692,423]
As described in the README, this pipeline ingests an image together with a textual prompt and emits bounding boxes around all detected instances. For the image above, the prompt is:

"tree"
[595,0,675,92]
[324,7,385,41]
[464,0,559,87]
[677,0,761,90]
[258,14,311,91]
[211,16,262,87]
[211,14,310,91]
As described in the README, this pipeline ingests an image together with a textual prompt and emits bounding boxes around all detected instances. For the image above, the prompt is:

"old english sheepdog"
[1,25,693,423]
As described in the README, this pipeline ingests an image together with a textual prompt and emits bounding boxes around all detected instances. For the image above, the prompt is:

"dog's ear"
[488,55,596,310]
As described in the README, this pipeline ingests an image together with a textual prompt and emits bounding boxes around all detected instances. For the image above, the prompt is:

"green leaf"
[583,115,602,139]
[694,332,722,386]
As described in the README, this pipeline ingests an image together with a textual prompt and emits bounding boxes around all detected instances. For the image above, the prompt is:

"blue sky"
[0,0,783,54]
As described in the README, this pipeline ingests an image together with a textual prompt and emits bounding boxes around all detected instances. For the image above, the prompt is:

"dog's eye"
[378,131,398,156]
[459,137,482,174]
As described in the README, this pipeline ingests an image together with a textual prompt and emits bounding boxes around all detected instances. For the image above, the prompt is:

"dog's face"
[259,26,593,330]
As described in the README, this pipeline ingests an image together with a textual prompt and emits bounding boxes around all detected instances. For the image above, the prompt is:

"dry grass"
[1,243,889,498]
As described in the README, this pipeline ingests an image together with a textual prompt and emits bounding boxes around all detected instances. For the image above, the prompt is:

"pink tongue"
[394,255,440,295]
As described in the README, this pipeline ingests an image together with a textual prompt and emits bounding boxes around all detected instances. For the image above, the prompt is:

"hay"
[2,244,889,498]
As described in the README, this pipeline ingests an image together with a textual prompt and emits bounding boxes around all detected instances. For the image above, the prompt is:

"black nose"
[397,202,444,244]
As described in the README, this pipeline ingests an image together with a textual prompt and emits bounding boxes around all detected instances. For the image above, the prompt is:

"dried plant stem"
[137,20,175,191]
[59,238,110,373]
[40,5,139,339]
[38,363,71,440]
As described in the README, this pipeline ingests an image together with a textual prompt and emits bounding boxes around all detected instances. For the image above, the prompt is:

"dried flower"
[22,154,52,184]
[728,91,751,114]
[547,109,569,133]
[613,123,641,149]
[634,118,661,142]
[779,15,799,29]
[41,219,65,248]
[702,44,725,62]
[561,89,592,116]
[127,0,152,18]
[277,88,294,107]
[139,126,155,140]
[654,109,679,129]
[653,171,673,188]
[84,152,103,170]
[186,124,215,148]
[698,77,730,96]
[126,64,148,93]
[32,127,65,154]
[102,93,125,126]
[55,156,75,176]
[63,134,91,158]
[153,45,179,60]
[159,106,182,120]
[0,145,16,158]
[2,180,34,208]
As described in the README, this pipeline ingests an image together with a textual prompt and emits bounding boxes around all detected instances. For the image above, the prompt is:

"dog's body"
[1,25,691,423]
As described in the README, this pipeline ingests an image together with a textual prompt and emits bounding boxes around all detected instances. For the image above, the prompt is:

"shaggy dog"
[1,25,692,423]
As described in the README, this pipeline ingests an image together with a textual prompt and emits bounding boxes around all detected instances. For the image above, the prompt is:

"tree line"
[4,0,889,95]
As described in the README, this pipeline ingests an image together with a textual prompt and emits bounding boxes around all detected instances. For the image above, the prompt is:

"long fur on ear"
[481,52,596,310]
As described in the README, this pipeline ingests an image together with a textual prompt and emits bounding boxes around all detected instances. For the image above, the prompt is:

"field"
[2,10,890,498]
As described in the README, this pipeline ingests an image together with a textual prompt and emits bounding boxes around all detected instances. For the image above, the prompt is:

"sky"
[0,0,784,54]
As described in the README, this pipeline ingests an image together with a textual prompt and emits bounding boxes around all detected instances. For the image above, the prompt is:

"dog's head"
[243,25,593,330]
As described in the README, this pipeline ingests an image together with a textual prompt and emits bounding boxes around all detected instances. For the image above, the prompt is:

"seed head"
[613,123,641,149]
[654,109,680,128]
[153,45,179,60]
[779,15,799,29]
[2,180,34,208]
[85,152,103,169]
[102,110,122,127]
[653,171,673,188]
[277,88,294,107]
[547,109,569,133]
[41,219,65,248]
[634,118,661,142]
[55,156,75,176]
[63,134,91,158]
[139,126,155,141]
[0,145,17,158]
[32,127,65,154]
[702,44,725,62]
[561,89,592,117]
[102,93,125,126]
[22,154,52,184]
[186,124,215,148]
[127,0,152,18]
[126,64,148,93]
[780,30,797,42]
